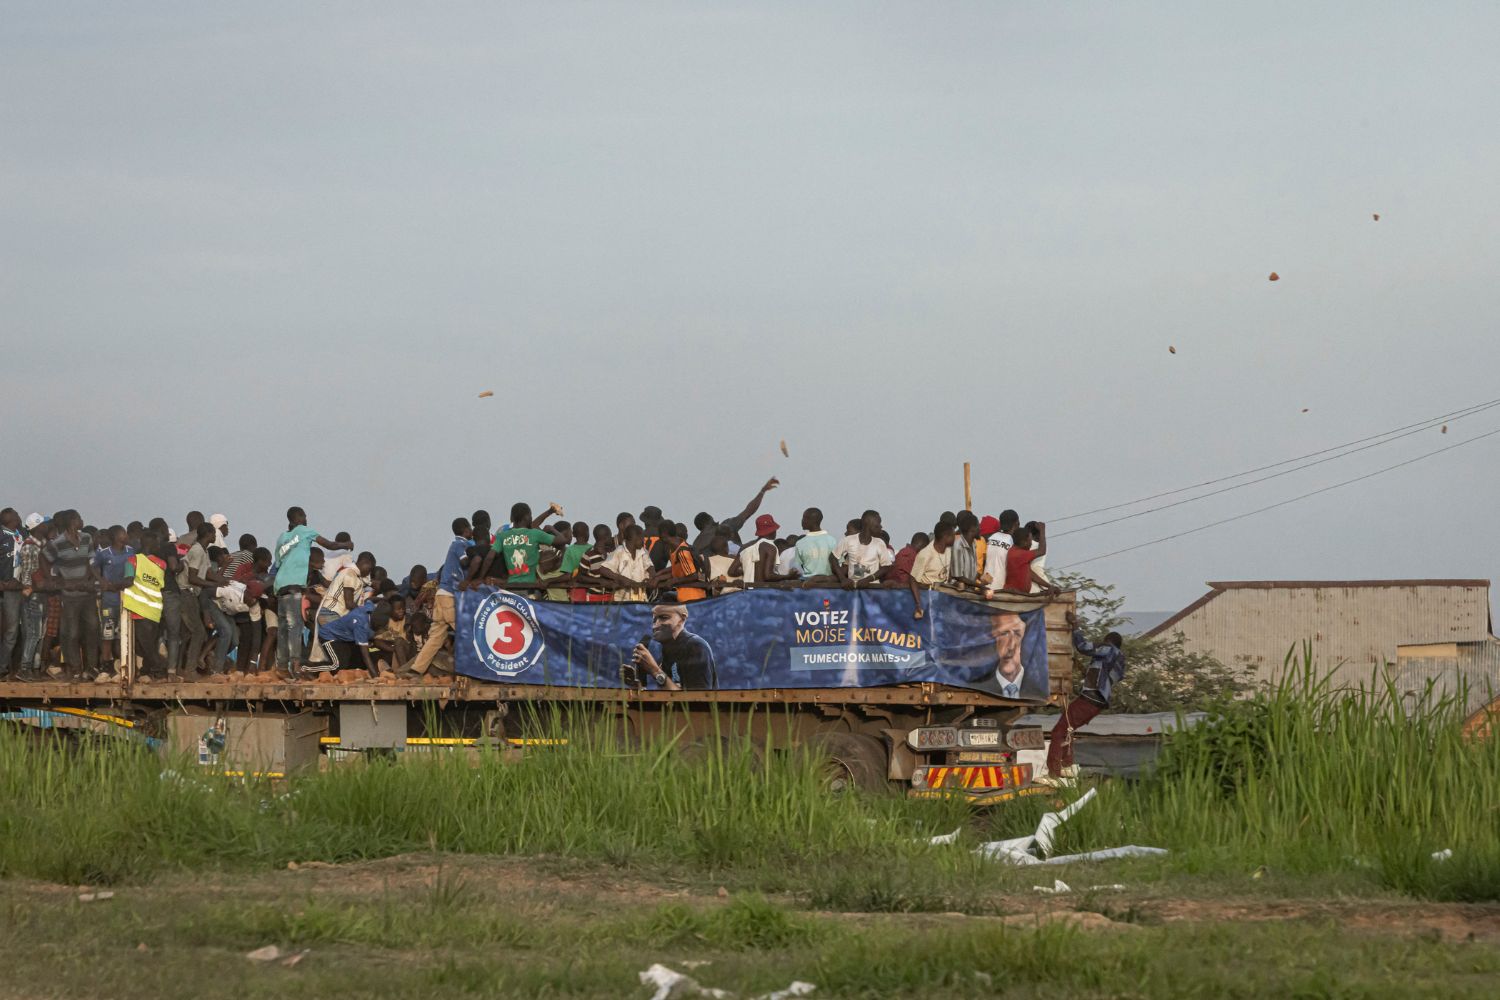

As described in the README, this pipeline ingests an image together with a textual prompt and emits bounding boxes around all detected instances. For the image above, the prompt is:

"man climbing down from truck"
[1038,611,1126,786]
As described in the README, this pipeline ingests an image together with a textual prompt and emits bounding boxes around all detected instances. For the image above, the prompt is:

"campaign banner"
[453,586,1050,701]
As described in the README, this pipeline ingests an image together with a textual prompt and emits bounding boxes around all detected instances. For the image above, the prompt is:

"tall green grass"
[1072,645,1500,900]
[0,713,970,888]
[1,650,1496,904]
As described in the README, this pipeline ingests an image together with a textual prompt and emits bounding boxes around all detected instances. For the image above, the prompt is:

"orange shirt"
[670,542,706,602]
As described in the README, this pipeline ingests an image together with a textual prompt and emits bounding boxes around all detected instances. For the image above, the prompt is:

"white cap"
[167,529,178,543]
[209,513,228,530]
[22,512,45,531]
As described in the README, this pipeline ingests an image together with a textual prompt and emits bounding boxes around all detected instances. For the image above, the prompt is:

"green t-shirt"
[491,527,554,584]
[559,543,590,576]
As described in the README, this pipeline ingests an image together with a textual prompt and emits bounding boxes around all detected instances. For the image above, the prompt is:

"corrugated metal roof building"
[1392,639,1500,729]
[1146,580,1493,689]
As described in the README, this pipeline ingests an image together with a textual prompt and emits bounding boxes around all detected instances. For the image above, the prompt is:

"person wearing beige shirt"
[909,522,955,620]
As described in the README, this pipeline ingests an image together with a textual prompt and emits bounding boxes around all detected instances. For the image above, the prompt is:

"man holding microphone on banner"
[632,599,718,690]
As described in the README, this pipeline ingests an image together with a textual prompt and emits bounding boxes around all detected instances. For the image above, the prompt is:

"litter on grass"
[1033,880,1127,894]
[639,964,815,1000]
[77,891,115,903]
[967,787,1170,866]
[245,945,282,962]
[927,828,961,846]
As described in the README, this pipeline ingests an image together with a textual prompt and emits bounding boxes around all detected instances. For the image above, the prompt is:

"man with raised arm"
[690,478,780,556]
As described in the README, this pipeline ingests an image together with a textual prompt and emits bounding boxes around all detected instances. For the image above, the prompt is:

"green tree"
[1050,571,1256,713]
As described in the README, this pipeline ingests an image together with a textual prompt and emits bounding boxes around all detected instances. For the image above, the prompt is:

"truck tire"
[809,733,888,793]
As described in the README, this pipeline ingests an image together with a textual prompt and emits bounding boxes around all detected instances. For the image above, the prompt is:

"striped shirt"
[44,532,94,582]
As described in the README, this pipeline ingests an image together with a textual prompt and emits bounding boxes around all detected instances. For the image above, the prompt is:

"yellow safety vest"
[121,555,165,622]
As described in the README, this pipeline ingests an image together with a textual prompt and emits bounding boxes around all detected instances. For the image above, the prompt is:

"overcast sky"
[4,2,1498,612]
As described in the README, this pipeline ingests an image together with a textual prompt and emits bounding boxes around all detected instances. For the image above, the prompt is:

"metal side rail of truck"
[0,587,1075,797]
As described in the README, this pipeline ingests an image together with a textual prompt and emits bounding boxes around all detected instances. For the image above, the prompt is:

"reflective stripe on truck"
[912,763,1032,790]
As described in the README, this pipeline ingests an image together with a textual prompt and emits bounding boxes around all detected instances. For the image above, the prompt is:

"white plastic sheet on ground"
[639,964,815,1000]
[969,787,1169,866]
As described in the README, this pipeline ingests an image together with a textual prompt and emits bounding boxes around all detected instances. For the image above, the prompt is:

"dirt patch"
[1141,897,1500,943]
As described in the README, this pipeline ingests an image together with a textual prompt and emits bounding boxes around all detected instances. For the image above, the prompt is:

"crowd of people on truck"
[0,478,1060,684]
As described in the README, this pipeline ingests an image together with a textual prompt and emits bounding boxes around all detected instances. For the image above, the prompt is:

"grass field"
[1,663,1498,997]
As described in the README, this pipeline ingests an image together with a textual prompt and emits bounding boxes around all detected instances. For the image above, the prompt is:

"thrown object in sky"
[1441,425,1448,434]
[1268,272,1280,282]
[779,439,789,457]
[1302,408,1310,413]
[1168,345,1176,354]
[477,390,494,399]
[1373,213,1380,221]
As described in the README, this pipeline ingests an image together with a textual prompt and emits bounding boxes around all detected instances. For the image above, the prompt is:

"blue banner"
[454,587,1050,700]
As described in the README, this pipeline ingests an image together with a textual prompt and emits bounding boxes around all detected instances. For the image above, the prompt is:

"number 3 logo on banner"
[472,591,546,678]
[490,609,526,656]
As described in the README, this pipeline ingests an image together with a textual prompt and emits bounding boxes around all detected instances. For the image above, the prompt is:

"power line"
[1058,425,1500,569]
[1052,396,1500,523]
[1053,403,1500,538]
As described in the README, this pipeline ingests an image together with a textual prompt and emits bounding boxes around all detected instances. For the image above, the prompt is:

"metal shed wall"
[1149,581,1492,689]
[1391,639,1500,721]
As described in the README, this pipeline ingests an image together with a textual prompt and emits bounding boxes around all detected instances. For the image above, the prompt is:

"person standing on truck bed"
[689,477,779,556]
[831,510,895,588]
[471,501,564,588]
[599,524,652,601]
[793,507,839,584]
[999,522,1050,596]
[1040,611,1126,785]
[44,510,102,679]
[909,522,954,619]
[271,506,352,677]
[739,514,797,586]
[633,600,718,690]
[409,517,471,676]
[977,511,1016,596]
[0,507,23,677]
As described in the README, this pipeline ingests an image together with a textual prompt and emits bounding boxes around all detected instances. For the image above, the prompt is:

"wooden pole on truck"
[120,608,135,683]
[963,462,972,511]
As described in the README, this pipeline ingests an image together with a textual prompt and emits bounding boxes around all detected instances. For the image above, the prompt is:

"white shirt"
[833,533,894,582]
[323,550,355,582]
[776,544,800,578]
[982,532,1014,587]
[603,547,652,601]
[738,537,778,584]
[1029,540,1051,594]
[706,554,740,593]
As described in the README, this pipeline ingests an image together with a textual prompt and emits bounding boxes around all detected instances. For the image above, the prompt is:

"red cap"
[244,581,266,602]
[754,514,780,537]
[978,515,1001,536]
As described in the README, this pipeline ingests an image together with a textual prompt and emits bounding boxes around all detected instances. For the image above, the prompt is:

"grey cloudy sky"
[4,2,1498,612]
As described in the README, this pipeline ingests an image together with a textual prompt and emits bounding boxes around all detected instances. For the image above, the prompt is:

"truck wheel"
[809,733,887,793]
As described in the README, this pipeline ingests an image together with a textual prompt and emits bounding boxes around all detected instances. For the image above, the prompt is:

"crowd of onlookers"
[0,478,1054,684]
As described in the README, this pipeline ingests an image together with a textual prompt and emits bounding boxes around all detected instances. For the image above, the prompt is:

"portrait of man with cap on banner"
[631,596,719,690]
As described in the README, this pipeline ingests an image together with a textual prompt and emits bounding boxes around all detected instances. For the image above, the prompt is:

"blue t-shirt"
[321,604,373,645]
[272,525,324,593]
[91,545,135,609]
[438,536,469,594]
